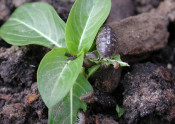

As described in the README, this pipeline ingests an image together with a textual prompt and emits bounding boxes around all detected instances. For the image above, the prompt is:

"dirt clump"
[134,0,162,13]
[0,46,48,124]
[89,66,121,93]
[1,103,26,124]
[122,62,175,124]
[108,12,169,56]
[0,46,42,87]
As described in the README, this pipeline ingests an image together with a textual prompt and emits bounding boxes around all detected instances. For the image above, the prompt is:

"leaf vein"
[9,18,61,47]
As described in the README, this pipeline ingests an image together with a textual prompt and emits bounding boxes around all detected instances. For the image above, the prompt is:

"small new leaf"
[0,2,66,48]
[116,105,125,118]
[89,54,129,67]
[37,48,84,108]
[49,74,93,124]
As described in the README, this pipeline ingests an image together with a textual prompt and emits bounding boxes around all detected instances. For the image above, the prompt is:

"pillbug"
[96,25,117,58]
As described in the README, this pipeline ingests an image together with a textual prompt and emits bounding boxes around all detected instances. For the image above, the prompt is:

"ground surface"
[0,0,175,124]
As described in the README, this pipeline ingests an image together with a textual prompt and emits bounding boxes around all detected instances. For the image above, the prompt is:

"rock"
[122,62,175,124]
[108,12,169,56]
[103,0,175,63]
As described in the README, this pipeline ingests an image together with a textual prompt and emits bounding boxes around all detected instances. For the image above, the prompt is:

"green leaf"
[37,48,84,108]
[49,74,93,124]
[111,55,129,66]
[116,105,125,118]
[89,54,129,67]
[87,64,100,79]
[0,2,66,48]
[66,0,111,54]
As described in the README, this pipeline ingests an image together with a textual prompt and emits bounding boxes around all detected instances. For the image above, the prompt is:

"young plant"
[116,105,125,118]
[0,0,128,123]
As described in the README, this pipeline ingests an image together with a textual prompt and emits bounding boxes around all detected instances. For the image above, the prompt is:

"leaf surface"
[49,74,93,124]
[0,2,66,47]
[37,48,84,108]
[66,0,111,54]
[116,105,125,118]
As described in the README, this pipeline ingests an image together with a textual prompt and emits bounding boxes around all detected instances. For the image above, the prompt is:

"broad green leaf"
[0,2,66,48]
[49,74,93,124]
[66,0,111,54]
[116,105,125,118]
[87,64,100,79]
[37,48,84,108]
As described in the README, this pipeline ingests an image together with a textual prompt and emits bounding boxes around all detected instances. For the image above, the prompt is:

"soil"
[0,0,175,124]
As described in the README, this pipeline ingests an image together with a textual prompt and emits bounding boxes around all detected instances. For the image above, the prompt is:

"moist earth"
[0,0,175,124]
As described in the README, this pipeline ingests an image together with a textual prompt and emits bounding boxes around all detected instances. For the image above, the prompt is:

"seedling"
[116,105,125,118]
[0,0,128,123]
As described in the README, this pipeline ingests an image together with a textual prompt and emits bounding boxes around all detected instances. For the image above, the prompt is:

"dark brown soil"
[0,0,175,124]
[0,45,49,124]
[122,62,175,124]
